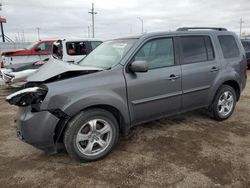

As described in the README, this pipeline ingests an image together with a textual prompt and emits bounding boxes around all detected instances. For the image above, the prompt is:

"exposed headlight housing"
[6,86,48,107]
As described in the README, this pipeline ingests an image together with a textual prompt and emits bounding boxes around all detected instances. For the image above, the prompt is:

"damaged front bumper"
[16,107,61,154]
[7,85,70,154]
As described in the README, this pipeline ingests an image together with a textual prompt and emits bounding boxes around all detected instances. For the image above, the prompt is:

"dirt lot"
[0,72,250,188]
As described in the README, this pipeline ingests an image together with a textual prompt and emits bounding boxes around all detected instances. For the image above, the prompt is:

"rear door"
[125,37,182,124]
[179,35,219,111]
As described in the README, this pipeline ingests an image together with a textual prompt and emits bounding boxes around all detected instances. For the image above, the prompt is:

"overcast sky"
[1,0,250,42]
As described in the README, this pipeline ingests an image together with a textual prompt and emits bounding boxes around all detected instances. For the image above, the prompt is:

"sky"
[1,0,250,42]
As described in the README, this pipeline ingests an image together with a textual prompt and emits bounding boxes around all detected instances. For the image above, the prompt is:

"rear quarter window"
[218,35,240,59]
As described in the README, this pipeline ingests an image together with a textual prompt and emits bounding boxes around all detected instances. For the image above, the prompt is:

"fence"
[0,42,33,52]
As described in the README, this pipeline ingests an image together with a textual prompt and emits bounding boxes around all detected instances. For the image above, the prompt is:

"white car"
[52,38,102,63]
[0,59,48,87]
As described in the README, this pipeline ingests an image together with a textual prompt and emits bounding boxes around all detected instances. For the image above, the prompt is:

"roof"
[37,40,56,42]
[60,38,102,42]
[113,28,235,41]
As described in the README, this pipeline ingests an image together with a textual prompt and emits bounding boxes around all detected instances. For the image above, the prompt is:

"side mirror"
[130,60,148,73]
[35,47,41,52]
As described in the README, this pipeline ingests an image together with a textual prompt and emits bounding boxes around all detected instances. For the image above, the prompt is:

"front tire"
[64,109,119,162]
[210,85,237,121]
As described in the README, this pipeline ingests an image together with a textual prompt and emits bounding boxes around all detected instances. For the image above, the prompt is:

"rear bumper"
[16,107,60,154]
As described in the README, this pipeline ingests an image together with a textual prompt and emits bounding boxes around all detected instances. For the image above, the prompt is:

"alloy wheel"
[217,91,234,117]
[76,119,113,156]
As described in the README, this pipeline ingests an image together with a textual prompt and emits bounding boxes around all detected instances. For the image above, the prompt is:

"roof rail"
[176,27,227,31]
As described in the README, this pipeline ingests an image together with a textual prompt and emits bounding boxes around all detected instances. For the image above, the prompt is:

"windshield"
[25,42,37,50]
[79,39,136,69]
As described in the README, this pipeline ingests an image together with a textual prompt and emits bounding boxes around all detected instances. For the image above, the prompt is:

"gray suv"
[6,27,247,162]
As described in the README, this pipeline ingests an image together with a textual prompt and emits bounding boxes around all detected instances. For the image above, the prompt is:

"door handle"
[210,67,219,72]
[168,74,180,81]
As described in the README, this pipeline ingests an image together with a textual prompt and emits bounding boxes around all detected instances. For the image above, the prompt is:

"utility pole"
[0,20,4,42]
[88,3,97,38]
[88,26,90,38]
[36,27,40,40]
[22,29,25,42]
[240,18,244,38]
[0,3,6,42]
[137,17,144,34]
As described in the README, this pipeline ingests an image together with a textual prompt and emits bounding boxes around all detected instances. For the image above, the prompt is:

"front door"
[125,37,182,124]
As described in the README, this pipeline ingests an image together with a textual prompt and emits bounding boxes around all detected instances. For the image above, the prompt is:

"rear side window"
[218,35,240,59]
[134,38,174,69]
[180,36,214,64]
[66,42,87,56]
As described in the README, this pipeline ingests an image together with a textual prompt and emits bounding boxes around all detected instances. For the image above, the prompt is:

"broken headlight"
[6,86,48,107]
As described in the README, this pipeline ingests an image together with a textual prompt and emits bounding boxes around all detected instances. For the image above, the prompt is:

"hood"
[27,58,103,82]
[1,49,26,56]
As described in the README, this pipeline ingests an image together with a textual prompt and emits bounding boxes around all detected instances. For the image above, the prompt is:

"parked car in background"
[6,27,247,162]
[0,39,102,87]
[52,38,102,64]
[0,58,49,87]
[1,40,55,69]
[241,39,250,68]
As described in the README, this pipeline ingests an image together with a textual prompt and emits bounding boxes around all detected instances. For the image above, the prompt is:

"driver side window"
[134,38,175,69]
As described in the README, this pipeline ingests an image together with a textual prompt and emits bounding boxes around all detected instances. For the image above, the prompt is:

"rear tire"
[64,109,119,162]
[210,85,237,121]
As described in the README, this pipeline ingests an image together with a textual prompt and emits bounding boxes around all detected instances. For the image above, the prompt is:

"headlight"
[6,86,48,107]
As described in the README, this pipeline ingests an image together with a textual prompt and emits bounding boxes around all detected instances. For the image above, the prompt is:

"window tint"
[181,36,208,64]
[218,35,240,59]
[66,42,87,56]
[90,41,102,50]
[134,38,174,69]
[37,42,52,51]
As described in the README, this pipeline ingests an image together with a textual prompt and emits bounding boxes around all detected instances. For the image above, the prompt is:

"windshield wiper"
[105,67,112,70]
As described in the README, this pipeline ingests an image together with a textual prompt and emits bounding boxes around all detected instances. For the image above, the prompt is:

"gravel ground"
[0,72,250,188]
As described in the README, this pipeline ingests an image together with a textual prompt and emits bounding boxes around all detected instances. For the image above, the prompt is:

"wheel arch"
[54,103,130,144]
[222,80,241,101]
[210,79,241,106]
